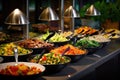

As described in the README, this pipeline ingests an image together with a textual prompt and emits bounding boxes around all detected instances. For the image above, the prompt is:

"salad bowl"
[0,62,45,80]
[27,53,71,75]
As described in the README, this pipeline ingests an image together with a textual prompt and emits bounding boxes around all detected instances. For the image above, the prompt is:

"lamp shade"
[39,7,59,21]
[85,4,101,16]
[5,8,29,25]
[64,6,80,18]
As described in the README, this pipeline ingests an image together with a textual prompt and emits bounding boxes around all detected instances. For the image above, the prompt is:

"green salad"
[75,37,100,48]
[49,33,68,42]
[0,43,31,56]
[30,53,70,65]
[36,31,68,42]
[37,30,50,40]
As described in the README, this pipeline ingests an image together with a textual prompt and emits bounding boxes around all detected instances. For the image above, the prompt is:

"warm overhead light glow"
[14,8,21,15]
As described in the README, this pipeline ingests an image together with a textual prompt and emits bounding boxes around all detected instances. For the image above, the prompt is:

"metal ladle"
[13,46,18,65]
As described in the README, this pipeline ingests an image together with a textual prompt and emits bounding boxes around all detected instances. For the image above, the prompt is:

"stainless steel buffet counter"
[35,39,120,80]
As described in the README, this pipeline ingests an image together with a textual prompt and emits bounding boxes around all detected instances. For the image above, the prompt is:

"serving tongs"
[13,46,18,66]
[36,49,46,63]
[102,29,115,35]
[66,33,74,39]
[44,32,55,41]
[77,29,86,38]
[61,46,70,56]
[101,29,116,38]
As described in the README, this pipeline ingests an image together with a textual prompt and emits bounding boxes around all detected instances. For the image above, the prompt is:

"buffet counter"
[35,39,120,80]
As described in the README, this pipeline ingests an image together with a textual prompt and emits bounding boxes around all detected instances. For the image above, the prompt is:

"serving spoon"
[13,46,18,66]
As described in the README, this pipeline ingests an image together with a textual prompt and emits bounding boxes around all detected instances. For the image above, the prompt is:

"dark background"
[0,0,116,31]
